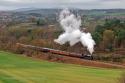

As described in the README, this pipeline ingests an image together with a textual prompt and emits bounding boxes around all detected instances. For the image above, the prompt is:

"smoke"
[54,8,95,55]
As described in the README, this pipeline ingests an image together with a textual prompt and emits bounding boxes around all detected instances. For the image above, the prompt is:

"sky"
[0,0,125,10]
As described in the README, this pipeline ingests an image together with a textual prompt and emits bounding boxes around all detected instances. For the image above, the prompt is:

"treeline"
[0,24,84,54]
[92,19,125,51]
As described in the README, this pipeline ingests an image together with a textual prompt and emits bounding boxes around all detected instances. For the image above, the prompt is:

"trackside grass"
[0,51,124,83]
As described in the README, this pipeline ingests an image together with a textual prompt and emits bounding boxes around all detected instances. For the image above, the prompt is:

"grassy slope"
[0,51,123,83]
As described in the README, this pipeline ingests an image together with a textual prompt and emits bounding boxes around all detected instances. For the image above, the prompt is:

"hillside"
[0,51,123,83]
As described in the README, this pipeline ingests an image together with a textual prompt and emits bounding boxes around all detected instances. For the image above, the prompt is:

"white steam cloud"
[54,9,95,55]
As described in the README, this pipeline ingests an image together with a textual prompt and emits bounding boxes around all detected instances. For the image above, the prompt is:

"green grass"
[0,51,124,83]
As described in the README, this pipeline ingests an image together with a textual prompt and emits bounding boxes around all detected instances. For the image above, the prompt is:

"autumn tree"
[103,30,115,51]
[29,16,37,23]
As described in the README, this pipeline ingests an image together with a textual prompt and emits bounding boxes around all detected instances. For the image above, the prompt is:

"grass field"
[0,51,124,83]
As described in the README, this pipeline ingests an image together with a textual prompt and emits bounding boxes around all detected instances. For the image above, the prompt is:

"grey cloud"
[0,0,125,10]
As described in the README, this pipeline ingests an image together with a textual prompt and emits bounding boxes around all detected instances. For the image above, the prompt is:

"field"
[0,51,124,83]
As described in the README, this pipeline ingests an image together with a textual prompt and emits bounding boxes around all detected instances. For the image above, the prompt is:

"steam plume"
[54,9,95,55]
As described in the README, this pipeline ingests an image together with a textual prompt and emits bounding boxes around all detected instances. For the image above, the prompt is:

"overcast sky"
[0,0,125,10]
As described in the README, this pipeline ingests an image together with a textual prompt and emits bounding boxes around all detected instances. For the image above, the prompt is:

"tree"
[94,25,105,34]
[92,32,102,46]
[117,29,125,47]
[103,30,115,51]
[104,19,120,28]
[36,19,47,26]
[29,16,37,23]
